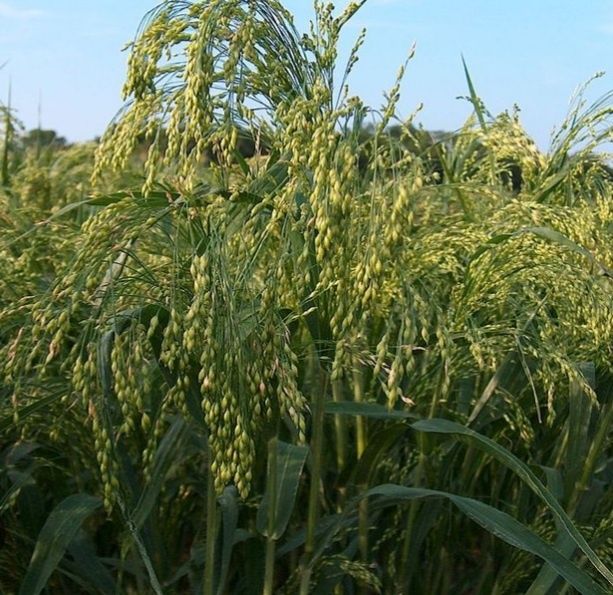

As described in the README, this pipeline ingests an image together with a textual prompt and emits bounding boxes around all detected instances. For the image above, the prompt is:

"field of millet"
[0,1,612,593]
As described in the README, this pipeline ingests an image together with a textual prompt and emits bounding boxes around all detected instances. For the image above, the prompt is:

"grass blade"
[365,484,607,595]
[461,55,487,132]
[325,401,417,421]
[19,494,102,595]
[257,440,308,539]
[411,418,613,586]
[66,532,116,595]
[217,486,239,595]
[131,416,187,529]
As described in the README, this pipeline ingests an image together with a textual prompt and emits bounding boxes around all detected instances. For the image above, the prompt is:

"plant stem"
[353,367,367,474]
[352,364,366,458]
[358,498,369,563]
[575,400,613,509]
[300,360,328,595]
[204,456,218,595]
[332,377,347,473]
[263,437,278,595]
[264,537,276,595]
[399,498,419,591]
[399,432,427,591]
[353,362,370,591]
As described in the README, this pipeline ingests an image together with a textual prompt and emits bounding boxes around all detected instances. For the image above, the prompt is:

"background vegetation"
[0,1,612,593]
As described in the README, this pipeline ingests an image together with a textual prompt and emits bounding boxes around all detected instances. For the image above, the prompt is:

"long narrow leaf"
[364,484,607,595]
[131,416,187,529]
[19,494,102,595]
[411,418,613,586]
[325,401,417,420]
[217,486,239,595]
[257,440,308,539]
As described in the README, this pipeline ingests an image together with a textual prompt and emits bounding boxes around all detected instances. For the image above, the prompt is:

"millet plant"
[1,1,612,593]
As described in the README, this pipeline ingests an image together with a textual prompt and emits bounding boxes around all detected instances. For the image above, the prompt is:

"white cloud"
[0,2,43,19]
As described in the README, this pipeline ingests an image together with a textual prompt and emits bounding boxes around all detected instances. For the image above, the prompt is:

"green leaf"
[66,532,116,595]
[131,416,187,529]
[467,350,523,425]
[522,227,611,275]
[451,497,605,595]
[96,303,169,399]
[16,479,47,539]
[232,146,251,177]
[364,484,607,595]
[325,401,417,420]
[468,232,513,264]
[565,362,595,496]
[256,440,308,539]
[0,392,62,434]
[97,330,115,399]
[1,470,35,514]
[411,418,613,587]
[469,227,612,278]
[19,494,102,595]
[526,533,577,595]
[529,366,611,595]
[351,422,409,486]
[533,164,579,204]
[3,441,40,466]
[276,515,342,559]
[461,56,487,132]
[6,191,173,247]
[217,486,239,595]
[539,466,564,503]
[86,190,174,208]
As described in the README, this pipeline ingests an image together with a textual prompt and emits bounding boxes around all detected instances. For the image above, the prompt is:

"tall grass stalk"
[263,436,278,595]
[204,448,218,595]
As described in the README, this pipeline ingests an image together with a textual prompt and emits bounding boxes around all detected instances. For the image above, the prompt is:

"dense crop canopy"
[1,1,612,593]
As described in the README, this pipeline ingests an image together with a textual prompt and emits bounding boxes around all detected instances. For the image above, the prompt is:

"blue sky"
[0,0,612,149]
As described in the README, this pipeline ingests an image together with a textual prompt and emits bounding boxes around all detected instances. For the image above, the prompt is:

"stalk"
[352,363,369,573]
[352,364,367,458]
[331,377,347,472]
[263,437,278,595]
[399,370,445,590]
[332,377,348,513]
[572,400,613,512]
[204,456,218,595]
[398,432,427,591]
[263,532,277,595]
[398,495,419,591]
[299,360,328,595]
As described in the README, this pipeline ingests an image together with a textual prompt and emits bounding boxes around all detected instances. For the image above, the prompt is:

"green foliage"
[19,494,102,595]
[1,1,612,593]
